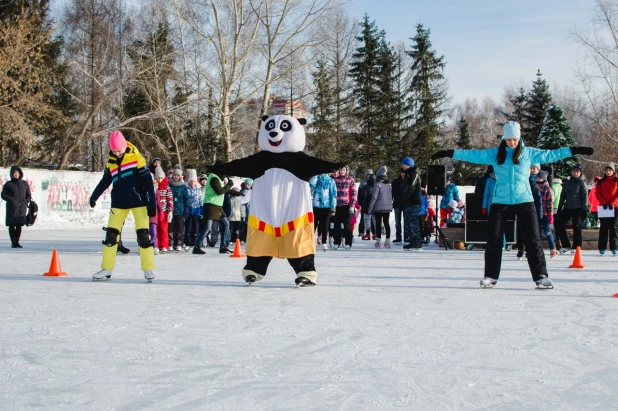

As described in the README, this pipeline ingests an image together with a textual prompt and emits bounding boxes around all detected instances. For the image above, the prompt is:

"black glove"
[603,204,609,210]
[431,150,454,160]
[570,146,594,155]
[226,179,234,187]
[90,199,96,208]
[147,207,156,218]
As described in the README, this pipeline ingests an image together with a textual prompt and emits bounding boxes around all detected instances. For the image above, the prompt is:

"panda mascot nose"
[269,131,278,138]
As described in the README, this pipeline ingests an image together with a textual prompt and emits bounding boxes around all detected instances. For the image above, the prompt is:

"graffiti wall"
[0,168,109,226]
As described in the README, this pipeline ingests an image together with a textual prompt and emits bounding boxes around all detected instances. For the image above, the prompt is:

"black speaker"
[426,165,446,195]
[466,193,487,221]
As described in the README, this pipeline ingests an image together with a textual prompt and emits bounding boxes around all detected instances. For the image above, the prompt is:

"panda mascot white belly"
[207,115,345,287]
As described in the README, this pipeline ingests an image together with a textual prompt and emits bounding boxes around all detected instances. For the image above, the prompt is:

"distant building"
[269,97,307,119]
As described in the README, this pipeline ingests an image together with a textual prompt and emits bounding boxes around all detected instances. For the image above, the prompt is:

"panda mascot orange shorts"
[207,115,344,287]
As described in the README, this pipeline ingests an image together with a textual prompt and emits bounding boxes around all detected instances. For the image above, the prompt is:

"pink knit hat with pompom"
[109,130,127,152]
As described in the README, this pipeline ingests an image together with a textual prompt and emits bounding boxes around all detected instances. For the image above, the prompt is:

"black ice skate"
[295,276,316,288]
[245,274,257,285]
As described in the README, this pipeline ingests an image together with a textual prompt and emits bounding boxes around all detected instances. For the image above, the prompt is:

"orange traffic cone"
[613,293,618,298]
[568,246,586,269]
[229,239,246,258]
[44,250,67,276]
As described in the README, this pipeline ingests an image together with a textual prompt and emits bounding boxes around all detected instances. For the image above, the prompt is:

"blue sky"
[349,0,594,104]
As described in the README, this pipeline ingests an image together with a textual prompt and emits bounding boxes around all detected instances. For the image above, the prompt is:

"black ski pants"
[598,214,618,251]
[486,202,546,282]
[555,208,583,249]
[8,225,22,246]
[332,205,353,246]
[313,207,331,244]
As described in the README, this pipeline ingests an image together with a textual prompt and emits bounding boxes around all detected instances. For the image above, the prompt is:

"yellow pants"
[101,207,155,271]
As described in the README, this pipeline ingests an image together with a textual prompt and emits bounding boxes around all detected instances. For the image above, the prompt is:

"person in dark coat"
[555,164,588,253]
[1,166,31,248]
[400,157,423,250]
[474,165,494,195]
[391,169,405,243]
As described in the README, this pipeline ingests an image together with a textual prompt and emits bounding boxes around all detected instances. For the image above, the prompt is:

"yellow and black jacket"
[90,142,155,210]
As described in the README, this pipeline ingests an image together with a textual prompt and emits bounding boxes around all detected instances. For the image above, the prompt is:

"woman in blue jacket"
[310,173,337,251]
[432,121,593,288]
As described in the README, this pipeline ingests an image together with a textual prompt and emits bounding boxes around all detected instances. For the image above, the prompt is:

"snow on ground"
[1,229,617,411]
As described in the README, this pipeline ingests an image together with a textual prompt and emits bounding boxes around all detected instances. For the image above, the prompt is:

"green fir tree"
[523,70,552,147]
[308,60,337,161]
[406,23,448,170]
[537,104,578,179]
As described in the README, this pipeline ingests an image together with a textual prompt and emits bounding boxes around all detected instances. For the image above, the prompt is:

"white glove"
[167,212,173,223]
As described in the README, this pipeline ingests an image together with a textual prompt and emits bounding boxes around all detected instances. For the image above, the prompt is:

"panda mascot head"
[258,115,307,153]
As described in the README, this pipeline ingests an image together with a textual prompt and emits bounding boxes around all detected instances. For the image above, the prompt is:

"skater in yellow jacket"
[89,131,157,281]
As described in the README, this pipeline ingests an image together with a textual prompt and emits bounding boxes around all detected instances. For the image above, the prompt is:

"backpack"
[26,201,38,226]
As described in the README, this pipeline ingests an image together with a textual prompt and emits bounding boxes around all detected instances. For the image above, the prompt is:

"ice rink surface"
[1,229,617,410]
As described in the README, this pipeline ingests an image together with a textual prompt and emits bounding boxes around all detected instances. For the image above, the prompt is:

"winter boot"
[362,232,370,240]
[192,246,206,255]
[93,269,112,281]
[219,245,232,254]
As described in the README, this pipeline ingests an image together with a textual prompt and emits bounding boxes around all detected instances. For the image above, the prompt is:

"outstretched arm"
[432,148,497,166]
[293,153,346,181]
[207,153,269,179]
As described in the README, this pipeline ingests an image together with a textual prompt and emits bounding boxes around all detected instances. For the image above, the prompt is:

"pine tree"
[406,23,448,170]
[308,60,337,161]
[537,104,578,179]
[375,38,405,172]
[0,0,69,166]
[348,14,383,171]
[523,70,552,147]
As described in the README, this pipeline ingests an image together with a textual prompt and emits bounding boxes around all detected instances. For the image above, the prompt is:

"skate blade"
[93,276,111,282]
[296,282,316,288]
[535,285,554,289]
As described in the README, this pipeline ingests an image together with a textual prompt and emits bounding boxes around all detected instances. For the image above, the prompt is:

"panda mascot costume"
[207,115,345,287]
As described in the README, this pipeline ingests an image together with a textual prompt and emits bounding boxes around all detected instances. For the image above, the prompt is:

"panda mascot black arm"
[207,116,345,180]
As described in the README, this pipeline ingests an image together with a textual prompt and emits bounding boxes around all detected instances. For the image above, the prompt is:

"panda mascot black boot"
[207,115,345,287]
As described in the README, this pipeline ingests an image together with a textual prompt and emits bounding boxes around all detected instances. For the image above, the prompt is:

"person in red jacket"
[588,176,601,228]
[595,162,618,255]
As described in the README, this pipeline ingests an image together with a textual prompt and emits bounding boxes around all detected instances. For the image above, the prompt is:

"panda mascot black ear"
[261,115,270,121]
[297,118,307,125]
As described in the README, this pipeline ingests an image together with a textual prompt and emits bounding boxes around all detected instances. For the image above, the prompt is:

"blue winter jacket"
[310,174,337,209]
[453,144,572,205]
[420,195,429,216]
[529,173,542,217]
[439,182,459,209]
[170,182,189,216]
[482,176,496,212]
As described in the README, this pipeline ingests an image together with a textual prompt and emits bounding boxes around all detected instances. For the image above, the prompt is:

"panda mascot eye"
[265,120,276,131]
[280,120,292,131]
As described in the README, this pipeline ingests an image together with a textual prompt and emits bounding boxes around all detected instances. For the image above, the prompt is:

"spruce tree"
[523,70,552,147]
[537,104,578,179]
[406,23,448,170]
[375,38,405,172]
[348,14,383,172]
[0,0,69,166]
[507,88,528,123]
[308,59,337,161]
